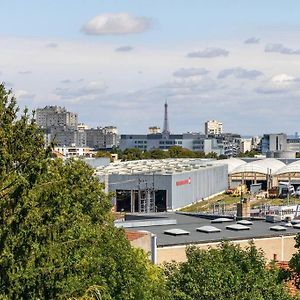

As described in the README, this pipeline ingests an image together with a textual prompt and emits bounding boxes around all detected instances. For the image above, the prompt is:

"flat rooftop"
[95,158,218,176]
[119,212,300,247]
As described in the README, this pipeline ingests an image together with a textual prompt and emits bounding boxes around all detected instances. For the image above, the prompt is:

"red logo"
[176,177,192,186]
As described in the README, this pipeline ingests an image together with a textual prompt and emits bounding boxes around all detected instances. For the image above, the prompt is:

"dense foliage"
[164,243,293,300]
[0,84,166,299]
[106,146,219,161]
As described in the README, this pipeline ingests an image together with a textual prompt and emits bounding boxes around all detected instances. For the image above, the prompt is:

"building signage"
[176,177,192,186]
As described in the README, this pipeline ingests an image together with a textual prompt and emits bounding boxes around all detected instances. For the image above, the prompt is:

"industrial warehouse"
[96,157,300,213]
[96,159,228,212]
[211,157,300,190]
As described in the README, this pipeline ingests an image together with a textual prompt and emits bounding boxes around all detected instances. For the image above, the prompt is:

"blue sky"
[1,1,300,135]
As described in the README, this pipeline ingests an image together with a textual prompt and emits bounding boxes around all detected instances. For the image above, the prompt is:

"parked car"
[295,187,300,198]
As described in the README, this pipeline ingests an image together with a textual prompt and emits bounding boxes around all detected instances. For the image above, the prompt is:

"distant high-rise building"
[205,120,223,135]
[162,101,170,135]
[86,126,118,149]
[261,133,287,154]
[36,106,78,129]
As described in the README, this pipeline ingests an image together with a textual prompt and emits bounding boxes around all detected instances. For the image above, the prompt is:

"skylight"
[196,225,221,233]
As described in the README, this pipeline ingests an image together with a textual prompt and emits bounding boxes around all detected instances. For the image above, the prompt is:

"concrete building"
[86,126,118,149]
[240,139,252,153]
[287,137,300,153]
[148,126,161,134]
[50,128,86,147]
[36,106,78,129]
[205,120,223,135]
[261,133,287,154]
[116,212,298,264]
[120,133,241,157]
[96,159,228,212]
[54,146,94,158]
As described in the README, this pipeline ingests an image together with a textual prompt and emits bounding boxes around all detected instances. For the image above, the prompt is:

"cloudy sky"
[1,0,300,135]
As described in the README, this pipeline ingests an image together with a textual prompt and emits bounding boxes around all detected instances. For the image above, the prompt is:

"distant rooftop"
[118,212,300,247]
[95,158,217,176]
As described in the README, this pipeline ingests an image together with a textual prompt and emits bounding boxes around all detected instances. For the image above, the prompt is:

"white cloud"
[218,67,263,79]
[18,70,32,75]
[173,68,209,78]
[46,42,58,48]
[55,80,107,101]
[81,13,151,35]
[244,37,260,44]
[265,43,300,55]
[14,89,35,99]
[256,74,299,94]
[187,47,229,58]
[115,46,134,52]
[271,74,295,84]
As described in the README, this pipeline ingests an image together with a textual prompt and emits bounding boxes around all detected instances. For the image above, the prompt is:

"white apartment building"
[36,106,78,129]
[240,139,252,153]
[204,120,223,135]
[54,146,94,158]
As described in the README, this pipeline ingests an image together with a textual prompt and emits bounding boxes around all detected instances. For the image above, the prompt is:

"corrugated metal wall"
[171,165,228,209]
[107,164,228,210]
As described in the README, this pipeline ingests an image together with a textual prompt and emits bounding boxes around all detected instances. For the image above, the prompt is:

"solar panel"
[270,225,286,231]
[164,229,190,236]
[196,225,221,233]
[211,218,233,224]
[237,220,253,225]
[293,223,300,229]
[226,224,250,231]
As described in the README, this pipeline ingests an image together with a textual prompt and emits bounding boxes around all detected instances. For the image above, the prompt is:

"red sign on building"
[176,177,192,186]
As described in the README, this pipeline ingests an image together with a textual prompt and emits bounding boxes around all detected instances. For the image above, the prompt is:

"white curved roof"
[210,158,247,173]
[231,158,286,175]
[276,160,300,175]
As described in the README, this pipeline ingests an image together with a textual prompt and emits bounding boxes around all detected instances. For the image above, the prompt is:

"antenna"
[162,100,170,135]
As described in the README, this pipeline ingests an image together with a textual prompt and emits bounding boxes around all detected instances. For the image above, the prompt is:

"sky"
[1,0,300,135]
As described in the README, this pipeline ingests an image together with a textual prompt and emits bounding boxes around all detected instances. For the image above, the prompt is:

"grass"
[180,193,300,213]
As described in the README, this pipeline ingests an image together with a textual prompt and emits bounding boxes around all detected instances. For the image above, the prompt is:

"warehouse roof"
[95,158,220,176]
[120,212,300,247]
[231,158,286,175]
[276,160,300,175]
[210,158,246,173]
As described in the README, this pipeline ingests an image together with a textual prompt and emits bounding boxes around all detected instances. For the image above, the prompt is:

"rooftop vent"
[211,218,233,224]
[226,224,250,231]
[164,229,190,236]
[196,226,221,233]
[270,225,287,231]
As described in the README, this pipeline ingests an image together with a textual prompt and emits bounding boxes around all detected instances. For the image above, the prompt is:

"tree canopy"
[0,84,166,299]
[164,242,293,300]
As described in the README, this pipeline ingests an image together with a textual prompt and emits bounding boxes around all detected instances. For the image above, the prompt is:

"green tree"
[239,150,260,158]
[94,150,113,161]
[205,152,218,159]
[165,242,293,300]
[150,149,170,159]
[122,148,144,161]
[289,234,300,289]
[0,84,167,299]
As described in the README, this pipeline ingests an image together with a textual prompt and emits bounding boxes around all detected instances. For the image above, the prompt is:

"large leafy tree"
[165,242,294,300]
[289,234,300,289]
[0,84,167,299]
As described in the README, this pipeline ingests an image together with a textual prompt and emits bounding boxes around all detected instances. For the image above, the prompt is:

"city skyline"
[1,1,300,134]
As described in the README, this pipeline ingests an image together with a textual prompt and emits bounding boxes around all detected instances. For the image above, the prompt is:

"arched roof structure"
[231,158,286,175]
[276,160,300,175]
[210,158,247,173]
